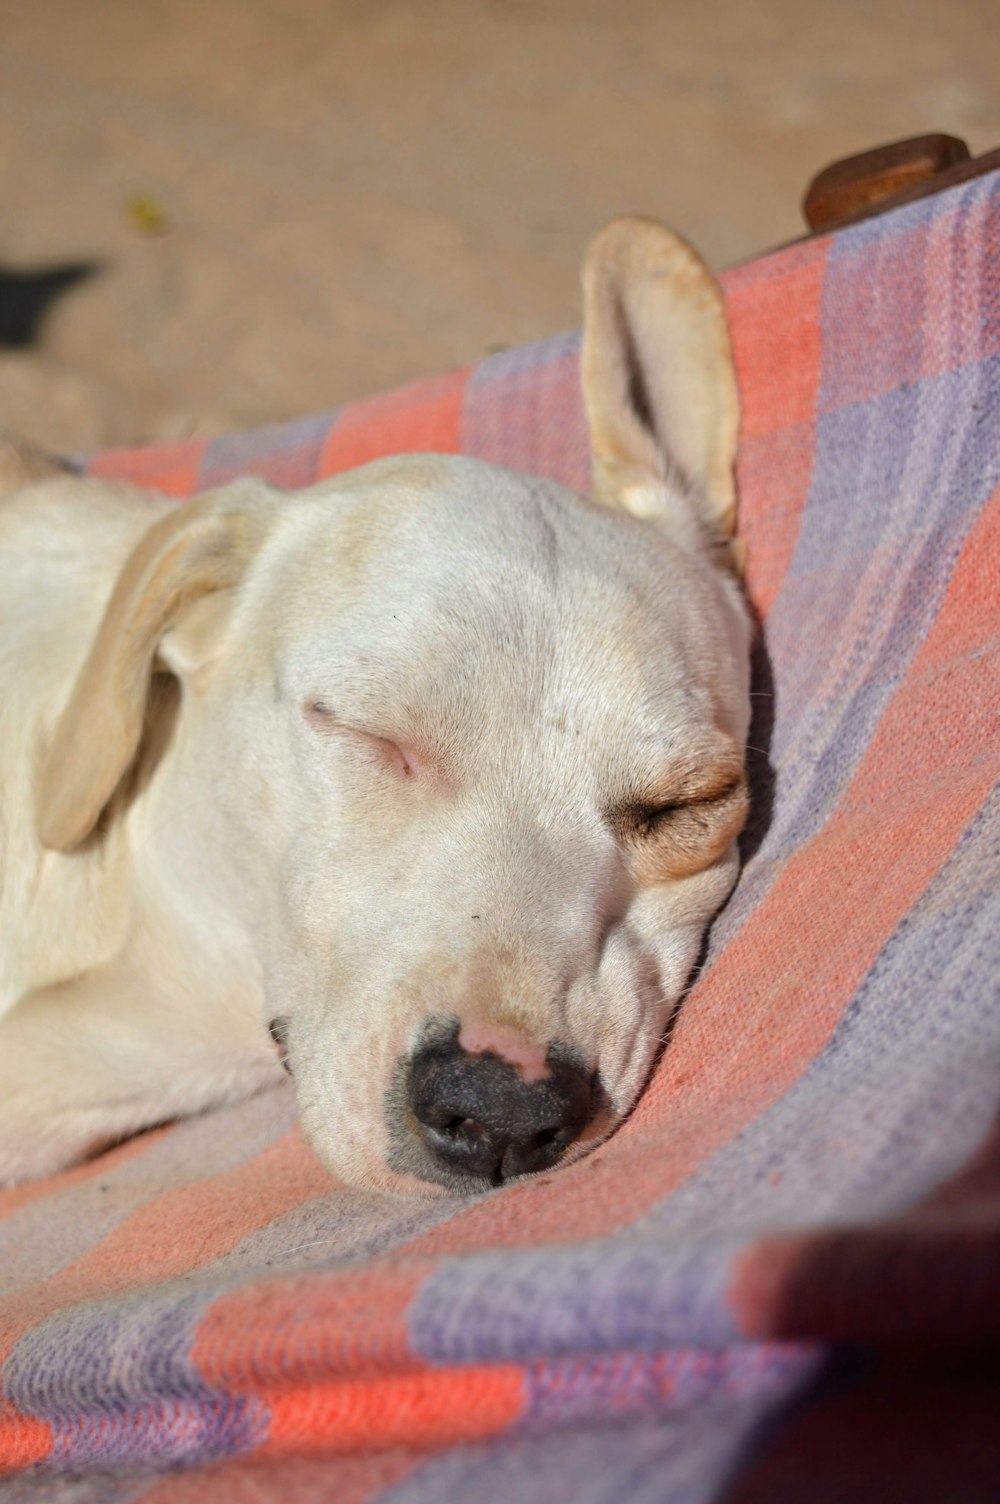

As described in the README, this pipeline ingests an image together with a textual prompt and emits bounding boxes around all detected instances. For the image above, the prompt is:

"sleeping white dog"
[0,219,750,1193]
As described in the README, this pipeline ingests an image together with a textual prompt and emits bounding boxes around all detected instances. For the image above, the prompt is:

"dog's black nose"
[406,1034,593,1186]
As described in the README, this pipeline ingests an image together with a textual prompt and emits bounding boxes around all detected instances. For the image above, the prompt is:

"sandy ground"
[1,0,998,453]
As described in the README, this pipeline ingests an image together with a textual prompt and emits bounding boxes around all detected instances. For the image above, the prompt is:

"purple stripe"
[49,1397,265,1473]
[519,1343,815,1433]
[460,330,590,492]
[407,1234,745,1367]
[5,1294,263,1468]
[197,411,336,490]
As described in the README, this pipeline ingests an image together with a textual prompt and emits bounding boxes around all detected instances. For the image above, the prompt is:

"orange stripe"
[0,1405,51,1472]
[728,244,828,440]
[263,1364,524,1456]
[318,368,469,477]
[86,440,207,498]
[394,479,1000,1258]
[191,1261,432,1393]
[727,242,828,618]
[0,1130,331,1369]
[738,421,820,618]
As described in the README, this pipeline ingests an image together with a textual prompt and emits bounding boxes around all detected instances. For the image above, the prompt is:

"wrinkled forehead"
[255,454,728,736]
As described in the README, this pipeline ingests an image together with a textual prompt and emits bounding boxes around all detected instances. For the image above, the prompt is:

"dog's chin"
[299,1123,454,1198]
[360,1165,456,1199]
[290,1086,441,1197]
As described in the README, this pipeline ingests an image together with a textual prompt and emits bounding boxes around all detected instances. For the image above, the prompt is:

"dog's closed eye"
[623,777,740,835]
[302,699,421,778]
[612,768,748,882]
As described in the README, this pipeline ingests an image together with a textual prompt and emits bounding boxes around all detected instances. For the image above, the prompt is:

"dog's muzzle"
[403,1023,595,1187]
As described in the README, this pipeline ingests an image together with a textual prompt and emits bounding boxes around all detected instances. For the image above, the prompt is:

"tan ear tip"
[36,796,80,854]
[37,814,72,853]
[583,216,708,289]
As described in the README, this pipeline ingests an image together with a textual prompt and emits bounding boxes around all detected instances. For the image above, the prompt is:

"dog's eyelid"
[612,771,745,837]
[613,799,685,839]
[612,766,749,884]
[634,799,683,825]
[302,698,336,730]
[301,699,421,779]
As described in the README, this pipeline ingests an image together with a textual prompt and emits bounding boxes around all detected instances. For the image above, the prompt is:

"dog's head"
[38,219,750,1193]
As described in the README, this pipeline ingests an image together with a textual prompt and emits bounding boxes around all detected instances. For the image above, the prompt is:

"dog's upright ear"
[581,216,740,555]
[38,487,273,853]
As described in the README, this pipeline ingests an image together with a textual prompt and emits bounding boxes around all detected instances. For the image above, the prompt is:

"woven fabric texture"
[1,172,999,1503]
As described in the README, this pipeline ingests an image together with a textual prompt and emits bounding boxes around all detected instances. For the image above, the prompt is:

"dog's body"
[0,220,751,1193]
[0,476,288,1180]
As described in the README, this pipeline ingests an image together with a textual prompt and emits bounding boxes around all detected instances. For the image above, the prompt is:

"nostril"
[441,1115,486,1141]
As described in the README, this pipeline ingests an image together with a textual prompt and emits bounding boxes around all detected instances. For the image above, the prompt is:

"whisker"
[277,1236,343,1259]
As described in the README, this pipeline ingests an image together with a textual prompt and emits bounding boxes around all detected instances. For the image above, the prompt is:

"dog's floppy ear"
[38,488,272,853]
[581,216,740,552]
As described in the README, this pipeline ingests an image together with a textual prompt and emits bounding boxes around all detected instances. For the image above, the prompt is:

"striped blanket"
[2,171,998,1503]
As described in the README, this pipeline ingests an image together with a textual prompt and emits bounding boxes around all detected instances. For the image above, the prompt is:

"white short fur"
[0,219,751,1192]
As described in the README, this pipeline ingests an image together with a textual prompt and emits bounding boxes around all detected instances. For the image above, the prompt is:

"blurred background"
[1,0,998,453]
